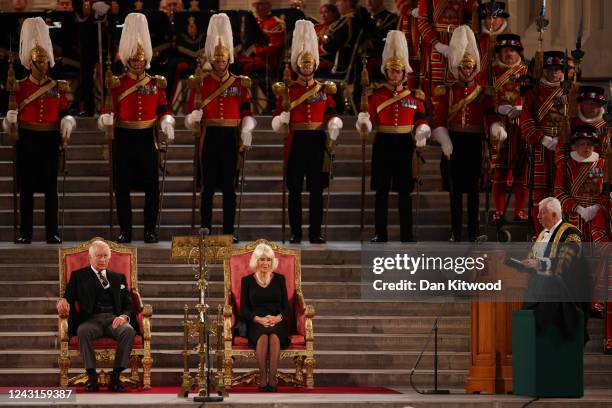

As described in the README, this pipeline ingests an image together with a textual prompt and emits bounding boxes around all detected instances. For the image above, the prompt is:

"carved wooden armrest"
[304,305,315,319]
[296,292,315,317]
[131,289,145,313]
[222,304,233,342]
[142,304,153,341]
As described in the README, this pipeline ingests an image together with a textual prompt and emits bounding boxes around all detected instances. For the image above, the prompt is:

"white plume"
[19,17,55,68]
[205,13,234,64]
[290,20,319,73]
[447,25,480,79]
[118,13,153,69]
[381,30,412,78]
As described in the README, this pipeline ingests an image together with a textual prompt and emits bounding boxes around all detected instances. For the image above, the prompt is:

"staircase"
[0,117,610,389]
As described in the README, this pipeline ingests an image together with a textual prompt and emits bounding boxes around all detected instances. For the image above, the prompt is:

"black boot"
[108,372,125,392]
[85,372,99,392]
[144,230,158,243]
[46,233,62,244]
[116,231,132,243]
[15,235,32,244]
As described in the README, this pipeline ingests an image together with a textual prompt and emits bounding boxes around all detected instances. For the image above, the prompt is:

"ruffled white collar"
[570,150,599,163]
[578,107,604,123]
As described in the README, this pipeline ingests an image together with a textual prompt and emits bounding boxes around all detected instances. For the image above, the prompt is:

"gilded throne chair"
[220,239,315,388]
[57,237,153,389]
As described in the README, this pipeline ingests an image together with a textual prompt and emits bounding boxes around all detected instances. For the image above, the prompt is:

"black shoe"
[370,235,388,243]
[289,234,302,244]
[108,373,125,392]
[116,233,131,243]
[84,374,99,392]
[232,236,239,244]
[144,231,158,243]
[309,235,326,244]
[46,234,62,244]
[15,235,32,244]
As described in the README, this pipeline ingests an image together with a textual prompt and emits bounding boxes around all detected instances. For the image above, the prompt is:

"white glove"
[508,106,522,119]
[414,124,431,148]
[97,113,114,130]
[161,115,175,143]
[271,115,282,132]
[490,122,507,143]
[356,112,372,133]
[541,136,558,151]
[60,116,76,141]
[280,111,290,125]
[584,205,600,222]
[497,105,513,116]
[184,109,203,129]
[411,7,419,17]
[434,42,449,57]
[5,110,18,125]
[92,1,110,18]
[327,116,343,141]
[241,116,257,147]
[432,126,453,159]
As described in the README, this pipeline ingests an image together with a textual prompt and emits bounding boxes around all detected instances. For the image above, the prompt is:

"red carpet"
[75,386,400,394]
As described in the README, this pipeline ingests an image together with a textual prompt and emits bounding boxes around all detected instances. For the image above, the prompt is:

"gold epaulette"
[57,80,69,92]
[155,75,167,89]
[239,75,252,88]
[413,89,425,100]
[272,82,286,96]
[323,81,337,95]
[109,75,121,89]
[434,85,447,97]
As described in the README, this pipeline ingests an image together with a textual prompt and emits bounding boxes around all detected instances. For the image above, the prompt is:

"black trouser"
[200,127,239,234]
[287,130,326,238]
[114,127,159,234]
[371,132,415,240]
[442,131,483,241]
[16,129,61,238]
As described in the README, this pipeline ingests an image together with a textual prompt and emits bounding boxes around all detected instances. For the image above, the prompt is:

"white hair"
[538,197,562,217]
[88,240,111,258]
[248,243,279,271]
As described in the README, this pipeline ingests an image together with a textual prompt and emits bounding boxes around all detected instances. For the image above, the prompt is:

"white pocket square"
[120,284,126,289]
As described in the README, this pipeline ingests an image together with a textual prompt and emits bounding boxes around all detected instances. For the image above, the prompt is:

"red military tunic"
[416,0,476,94]
[187,71,253,124]
[106,72,171,128]
[274,79,337,161]
[368,84,427,132]
[240,13,286,73]
[554,151,610,242]
[433,82,491,133]
[15,75,69,131]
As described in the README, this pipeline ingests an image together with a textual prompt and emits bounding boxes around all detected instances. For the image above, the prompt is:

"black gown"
[240,272,291,349]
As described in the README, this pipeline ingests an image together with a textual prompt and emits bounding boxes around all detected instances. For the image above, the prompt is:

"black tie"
[97,272,110,289]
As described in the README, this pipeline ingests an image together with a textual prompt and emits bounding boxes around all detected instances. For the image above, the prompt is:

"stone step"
[0,349,472,371]
[2,367,612,389]
[0,298,472,316]
[0,331,470,352]
[0,314,471,334]
[0,223,528,243]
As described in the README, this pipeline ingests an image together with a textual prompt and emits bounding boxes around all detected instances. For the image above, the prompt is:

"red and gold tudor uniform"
[368,84,428,241]
[239,13,286,73]
[569,86,611,157]
[395,0,420,89]
[105,72,172,238]
[14,75,70,240]
[274,78,338,241]
[475,1,510,84]
[416,0,475,96]
[519,51,569,236]
[487,34,529,219]
[186,71,253,234]
[433,80,494,241]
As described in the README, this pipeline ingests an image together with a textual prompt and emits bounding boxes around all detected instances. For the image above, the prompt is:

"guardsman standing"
[356,30,430,242]
[570,86,610,156]
[3,17,76,244]
[98,13,175,243]
[476,1,511,81]
[272,20,343,243]
[488,34,529,222]
[184,13,256,241]
[431,25,492,242]
[520,51,568,236]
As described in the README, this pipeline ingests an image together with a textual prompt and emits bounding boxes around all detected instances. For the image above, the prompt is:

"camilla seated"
[240,243,291,392]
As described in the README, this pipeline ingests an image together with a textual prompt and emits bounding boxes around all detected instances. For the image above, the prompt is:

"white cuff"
[241,116,257,132]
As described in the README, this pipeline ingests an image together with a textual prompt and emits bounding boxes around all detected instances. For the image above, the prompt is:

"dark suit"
[64,266,136,370]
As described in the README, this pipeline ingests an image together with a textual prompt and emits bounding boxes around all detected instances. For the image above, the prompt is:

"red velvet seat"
[221,239,315,389]
[58,237,153,389]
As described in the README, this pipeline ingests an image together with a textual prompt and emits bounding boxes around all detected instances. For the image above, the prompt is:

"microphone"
[198,227,210,237]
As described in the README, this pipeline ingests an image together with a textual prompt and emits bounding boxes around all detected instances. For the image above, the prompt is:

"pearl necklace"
[255,272,272,287]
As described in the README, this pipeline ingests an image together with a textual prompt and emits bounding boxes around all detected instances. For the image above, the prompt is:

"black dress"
[240,272,291,349]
